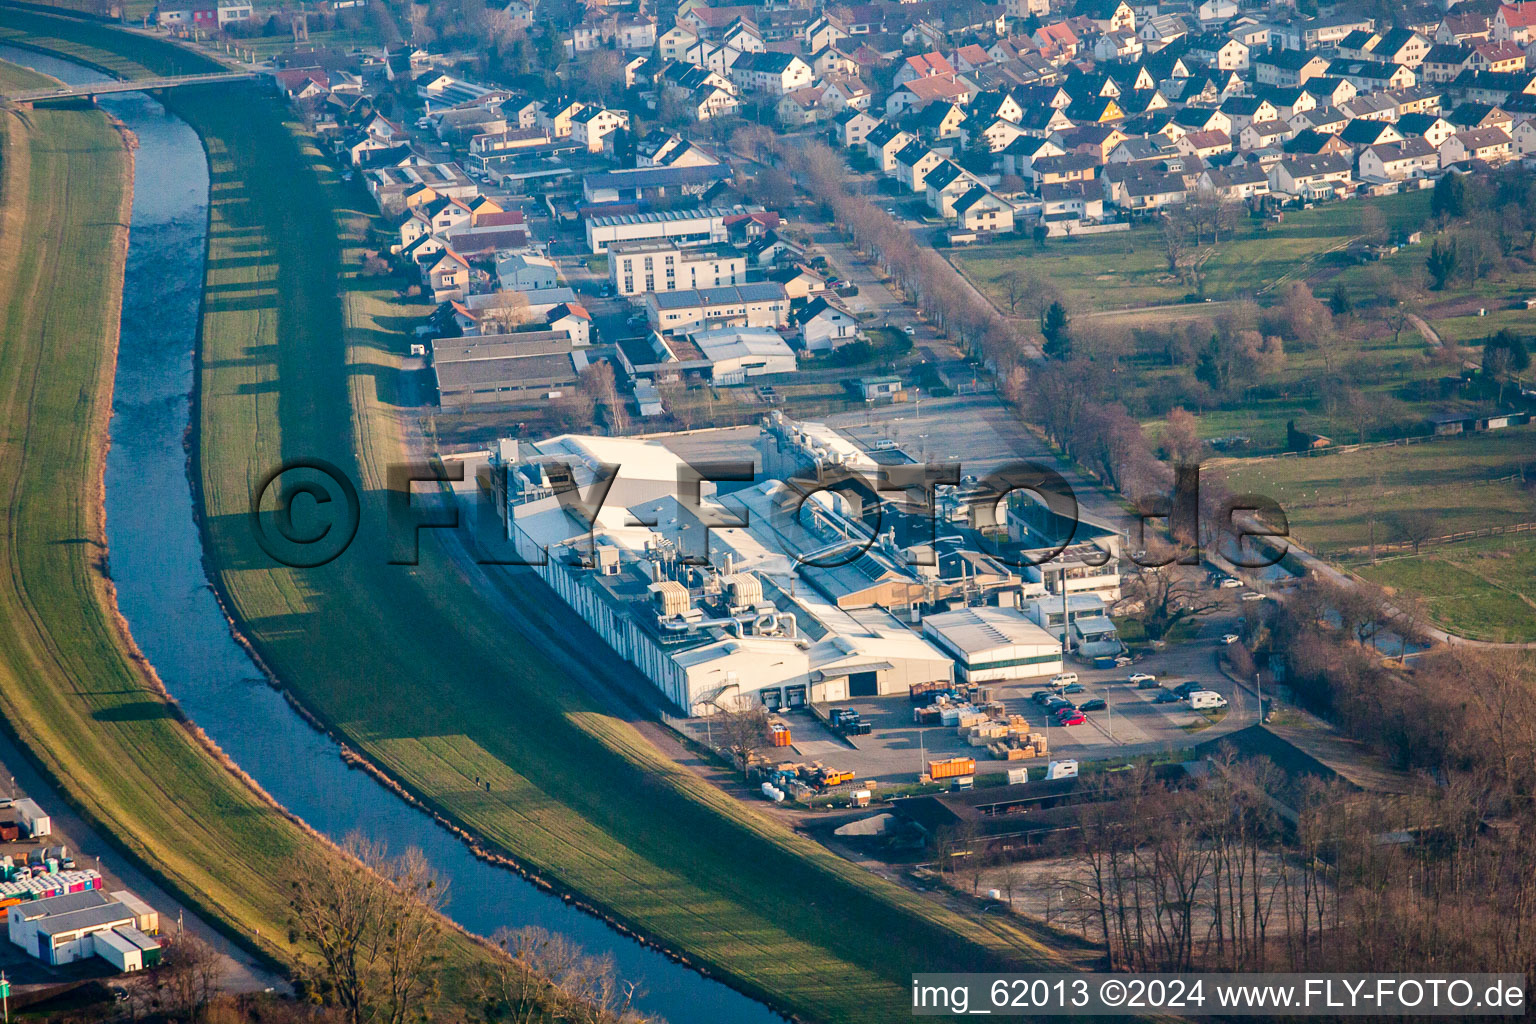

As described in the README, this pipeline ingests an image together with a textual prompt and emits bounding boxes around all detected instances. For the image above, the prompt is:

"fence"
[1204,433,1439,467]
[1332,520,1536,561]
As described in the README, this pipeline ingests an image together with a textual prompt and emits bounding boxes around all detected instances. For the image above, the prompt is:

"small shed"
[857,375,903,401]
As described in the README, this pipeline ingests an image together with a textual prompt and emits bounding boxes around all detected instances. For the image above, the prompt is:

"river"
[0,45,782,1024]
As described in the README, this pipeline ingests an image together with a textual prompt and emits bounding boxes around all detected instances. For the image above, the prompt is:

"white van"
[1049,672,1078,688]
[1188,691,1228,711]
[873,439,900,451]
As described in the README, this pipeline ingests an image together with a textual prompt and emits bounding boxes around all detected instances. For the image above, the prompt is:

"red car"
[1056,710,1086,726]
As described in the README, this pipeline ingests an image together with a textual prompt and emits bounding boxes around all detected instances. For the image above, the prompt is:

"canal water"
[0,45,782,1024]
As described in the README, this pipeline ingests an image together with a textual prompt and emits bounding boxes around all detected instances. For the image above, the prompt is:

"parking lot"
[763,635,1258,785]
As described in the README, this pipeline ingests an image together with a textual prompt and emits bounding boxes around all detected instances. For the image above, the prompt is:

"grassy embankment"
[5,12,1072,1021]
[0,46,534,1011]
[1217,435,1536,642]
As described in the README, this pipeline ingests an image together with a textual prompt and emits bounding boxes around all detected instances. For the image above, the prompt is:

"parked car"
[902,325,916,335]
[1057,711,1087,726]
[1153,690,1182,704]
[1078,698,1107,712]
[1032,690,1057,705]
[1173,681,1205,698]
[1217,576,1243,589]
[1061,681,1085,694]
[1126,672,1156,685]
[1221,633,1241,645]
[1241,591,1267,602]
[1046,697,1071,711]
[1137,677,1162,689]
[1049,673,1079,688]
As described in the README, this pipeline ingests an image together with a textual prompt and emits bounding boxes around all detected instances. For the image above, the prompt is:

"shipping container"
[928,756,976,779]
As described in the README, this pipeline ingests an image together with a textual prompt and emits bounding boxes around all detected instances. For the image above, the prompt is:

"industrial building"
[496,432,959,712]
[8,889,160,971]
[486,413,1118,715]
[432,332,589,407]
[583,206,753,253]
[921,607,1063,682]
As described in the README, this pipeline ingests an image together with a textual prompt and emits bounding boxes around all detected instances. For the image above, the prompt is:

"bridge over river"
[3,70,257,103]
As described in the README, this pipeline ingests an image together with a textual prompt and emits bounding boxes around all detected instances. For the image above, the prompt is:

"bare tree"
[161,932,223,1022]
[1124,566,1219,641]
[713,695,769,774]
[289,834,447,1024]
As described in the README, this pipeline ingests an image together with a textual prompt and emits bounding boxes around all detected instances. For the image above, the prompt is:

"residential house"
[835,109,881,147]
[1326,59,1417,92]
[1396,112,1457,147]
[925,160,983,216]
[1198,162,1270,199]
[886,76,974,115]
[1369,28,1431,67]
[953,184,1016,232]
[777,86,827,126]
[570,107,629,153]
[1178,129,1233,158]
[1254,50,1328,87]
[1358,138,1441,181]
[1039,179,1103,219]
[1493,2,1536,44]
[1421,44,1475,83]
[894,140,948,191]
[729,51,813,95]
[1185,32,1250,71]
[1439,125,1516,165]
[793,296,861,351]
[867,122,918,172]
[497,251,560,291]
[895,51,957,87]
[1470,40,1527,72]
[1269,152,1354,197]
[1000,135,1066,176]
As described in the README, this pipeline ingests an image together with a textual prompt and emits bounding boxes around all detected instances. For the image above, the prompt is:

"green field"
[954,191,1433,313]
[1,12,1069,1021]
[1357,534,1536,643]
[0,54,503,992]
[1215,432,1536,555]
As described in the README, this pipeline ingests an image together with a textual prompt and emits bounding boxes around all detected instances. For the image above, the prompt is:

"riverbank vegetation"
[4,11,1065,1021]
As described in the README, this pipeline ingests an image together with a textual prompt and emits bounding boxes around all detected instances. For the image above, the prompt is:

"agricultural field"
[953,190,1433,314]
[1356,534,1536,643]
[1215,432,1536,555]
[2,14,1067,1021]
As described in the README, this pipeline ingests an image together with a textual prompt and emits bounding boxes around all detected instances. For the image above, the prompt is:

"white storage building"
[8,890,159,968]
[690,327,796,384]
[922,606,1064,682]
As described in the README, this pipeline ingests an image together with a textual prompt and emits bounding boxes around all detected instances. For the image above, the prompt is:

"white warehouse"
[9,889,160,970]
[922,607,1064,683]
[584,206,750,253]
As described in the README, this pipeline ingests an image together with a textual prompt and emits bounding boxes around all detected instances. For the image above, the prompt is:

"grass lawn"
[0,17,1074,1021]
[0,55,507,989]
[1356,534,1536,643]
[1215,432,1536,556]
[954,191,1433,313]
